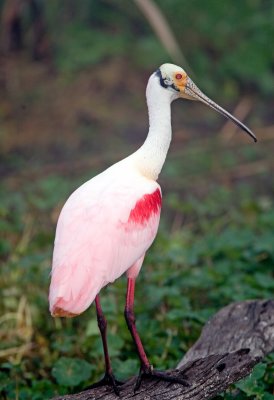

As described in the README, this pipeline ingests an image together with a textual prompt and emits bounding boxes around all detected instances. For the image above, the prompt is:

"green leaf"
[52,357,93,387]
[86,319,99,336]
[112,358,139,380]
[107,332,124,356]
[236,363,267,396]
[263,394,274,400]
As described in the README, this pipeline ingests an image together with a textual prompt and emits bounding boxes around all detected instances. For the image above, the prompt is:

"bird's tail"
[49,263,103,317]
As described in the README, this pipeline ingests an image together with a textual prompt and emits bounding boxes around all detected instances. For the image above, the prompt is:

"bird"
[49,63,257,394]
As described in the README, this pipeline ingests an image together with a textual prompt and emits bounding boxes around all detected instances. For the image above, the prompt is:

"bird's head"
[156,63,257,142]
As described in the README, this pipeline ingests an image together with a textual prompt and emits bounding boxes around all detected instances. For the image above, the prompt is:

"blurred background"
[0,0,274,398]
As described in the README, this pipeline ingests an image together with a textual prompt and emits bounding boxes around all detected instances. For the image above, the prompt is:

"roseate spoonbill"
[49,63,256,393]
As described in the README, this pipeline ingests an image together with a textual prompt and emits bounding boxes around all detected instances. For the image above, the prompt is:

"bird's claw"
[134,364,153,392]
[134,365,189,392]
[86,371,124,396]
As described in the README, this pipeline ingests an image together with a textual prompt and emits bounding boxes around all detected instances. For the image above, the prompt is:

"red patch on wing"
[128,189,162,225]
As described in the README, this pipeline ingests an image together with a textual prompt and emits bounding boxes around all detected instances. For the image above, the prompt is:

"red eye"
[176,73,183,80]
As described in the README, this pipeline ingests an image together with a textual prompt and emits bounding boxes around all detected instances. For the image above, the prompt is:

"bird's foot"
[134,364,189,392]
[86,371,124,396]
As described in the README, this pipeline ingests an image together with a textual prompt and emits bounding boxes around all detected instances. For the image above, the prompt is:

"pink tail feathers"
[49,264,102,317]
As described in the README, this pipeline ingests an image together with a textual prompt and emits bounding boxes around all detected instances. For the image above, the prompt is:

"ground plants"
[1,2,274,398]
[1,142,274,399]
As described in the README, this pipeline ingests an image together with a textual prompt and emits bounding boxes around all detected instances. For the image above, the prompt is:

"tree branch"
[52,299,274,400]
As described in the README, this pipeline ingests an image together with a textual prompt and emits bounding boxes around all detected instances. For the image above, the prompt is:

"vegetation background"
[0,0,274,399]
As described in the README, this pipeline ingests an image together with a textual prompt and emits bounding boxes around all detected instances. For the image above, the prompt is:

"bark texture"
[52,299,274,400]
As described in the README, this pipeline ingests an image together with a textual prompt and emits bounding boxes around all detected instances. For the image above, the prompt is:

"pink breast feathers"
[128,189,162,225]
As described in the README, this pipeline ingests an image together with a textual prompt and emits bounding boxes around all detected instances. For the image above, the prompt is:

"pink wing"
[49,167,161,317]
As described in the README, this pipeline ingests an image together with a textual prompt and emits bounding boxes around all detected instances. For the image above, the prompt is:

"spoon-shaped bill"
[184,78,257,143]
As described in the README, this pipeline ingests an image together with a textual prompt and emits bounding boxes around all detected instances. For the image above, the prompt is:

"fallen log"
[52,299,274,400]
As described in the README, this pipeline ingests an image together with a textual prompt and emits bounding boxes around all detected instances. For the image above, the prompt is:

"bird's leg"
[124,278,189,391]
[95,295,113,376]
[124,278,151,373]
[87,295,123,395]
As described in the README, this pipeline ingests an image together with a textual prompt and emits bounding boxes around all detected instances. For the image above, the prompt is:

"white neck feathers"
[133,73,175,180]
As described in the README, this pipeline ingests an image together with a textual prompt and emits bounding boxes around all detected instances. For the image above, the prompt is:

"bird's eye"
[175,73,183,80]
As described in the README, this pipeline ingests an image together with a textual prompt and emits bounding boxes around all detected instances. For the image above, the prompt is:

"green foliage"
[55,24,128,73]
[1,2,274,399]
[52,357,93,387]
[235,363,267,398]
[41,0,274,96]
[1,153,274,398]
[159,0,274,95]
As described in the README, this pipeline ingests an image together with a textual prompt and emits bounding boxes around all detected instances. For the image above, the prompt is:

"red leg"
[124,278,189,391]
[124,278,151,372]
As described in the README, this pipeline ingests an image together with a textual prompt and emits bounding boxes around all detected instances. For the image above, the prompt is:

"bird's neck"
[133,77,173,181]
